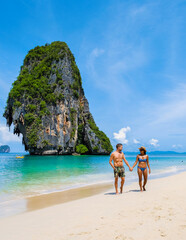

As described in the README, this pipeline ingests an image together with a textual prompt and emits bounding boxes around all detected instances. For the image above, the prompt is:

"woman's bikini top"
[138,155,147,162]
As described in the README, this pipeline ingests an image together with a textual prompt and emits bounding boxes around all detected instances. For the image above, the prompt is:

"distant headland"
[3,41,113,155]
[0,145,10,153]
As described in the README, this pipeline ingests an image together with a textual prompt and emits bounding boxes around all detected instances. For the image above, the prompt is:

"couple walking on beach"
[109,143,151,194]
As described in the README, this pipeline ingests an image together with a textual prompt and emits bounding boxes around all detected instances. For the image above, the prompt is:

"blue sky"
[0,0,186,152]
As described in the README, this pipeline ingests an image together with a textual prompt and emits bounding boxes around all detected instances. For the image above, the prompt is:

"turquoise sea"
[0,152,186,206]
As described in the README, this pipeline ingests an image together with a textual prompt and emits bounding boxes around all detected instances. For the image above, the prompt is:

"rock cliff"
[3,41,113,155]
[0,145,10,153]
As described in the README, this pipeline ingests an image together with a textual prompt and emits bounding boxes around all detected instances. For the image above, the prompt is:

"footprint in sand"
[140,208,146,212]
[154,206,162,210]
[69,231,91,236]
[155,215,161,221]
[158,229,167,238]
[160,233,167,237]
[115,236,133,240]
[115,235,121,239]
[164,197,169,200]
[77,231,91,235]
[168,209,174,216]
[180,225,186,229]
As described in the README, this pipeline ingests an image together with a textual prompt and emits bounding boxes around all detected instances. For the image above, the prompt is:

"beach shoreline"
[0,171,186,240]
[1,152,185,213]
[1,169,186,219]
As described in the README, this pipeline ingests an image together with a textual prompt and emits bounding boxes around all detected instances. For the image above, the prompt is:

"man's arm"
[147,155,151,174]
[132,155,139,170]
[109,153,115,170]
[123,153,132,171]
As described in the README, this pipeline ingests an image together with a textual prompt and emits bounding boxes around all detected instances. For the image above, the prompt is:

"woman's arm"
[132,155,139,170]
[147,155,151,174]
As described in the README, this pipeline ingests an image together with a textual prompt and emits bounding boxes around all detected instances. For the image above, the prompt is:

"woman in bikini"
[131,146,151,192]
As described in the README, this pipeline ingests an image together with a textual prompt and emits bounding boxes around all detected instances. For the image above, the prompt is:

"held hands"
[129,167,133,172]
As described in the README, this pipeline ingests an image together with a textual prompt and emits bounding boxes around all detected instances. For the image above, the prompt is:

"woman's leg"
[137,167,143,191]
[142,168,148,191]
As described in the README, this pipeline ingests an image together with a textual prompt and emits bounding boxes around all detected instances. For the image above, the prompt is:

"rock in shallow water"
[0,145,10,153]
[3,41,113,155]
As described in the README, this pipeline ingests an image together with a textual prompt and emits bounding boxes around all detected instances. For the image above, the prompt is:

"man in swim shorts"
[109,143,132,194]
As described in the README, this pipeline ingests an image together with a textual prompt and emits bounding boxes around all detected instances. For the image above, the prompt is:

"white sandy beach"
[0,172,186,240]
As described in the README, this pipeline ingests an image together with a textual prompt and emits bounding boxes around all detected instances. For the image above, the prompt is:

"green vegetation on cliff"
[76,144,89,154]
[7,42,81,109]
[88,118,113,153]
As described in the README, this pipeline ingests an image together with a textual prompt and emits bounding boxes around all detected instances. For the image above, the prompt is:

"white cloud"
[109,47,147,73]
[147,83,186,126]
[87,48,110,91]
[172,144,183,149]
[87,48,105,72]
[113,126,131,144]
[130,6,147,17]
[133,138,140,144]
[0,124,22,143]
[149,138,159,147]
[91,48,105,58]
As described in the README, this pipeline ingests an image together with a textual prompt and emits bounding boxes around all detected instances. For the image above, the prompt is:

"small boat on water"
[16,155,24,159]
[72,153,80,156]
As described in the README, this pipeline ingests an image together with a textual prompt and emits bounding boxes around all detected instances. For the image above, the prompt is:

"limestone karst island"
[0,145,10,153]
[3,41,113,155]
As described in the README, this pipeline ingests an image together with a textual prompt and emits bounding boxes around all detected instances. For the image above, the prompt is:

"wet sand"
[26,182,113,212]
[0,182,113,218]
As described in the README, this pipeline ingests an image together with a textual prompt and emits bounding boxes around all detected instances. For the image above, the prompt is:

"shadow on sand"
[125,189,141,193]
[104,192,117,195]
[104,189,141,195]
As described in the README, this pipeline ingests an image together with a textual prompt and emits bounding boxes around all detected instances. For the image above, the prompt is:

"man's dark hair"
[116,143,123,149]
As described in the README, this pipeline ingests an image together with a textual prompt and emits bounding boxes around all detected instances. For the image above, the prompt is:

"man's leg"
[115,177,119,194]
[120,177,125,193]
